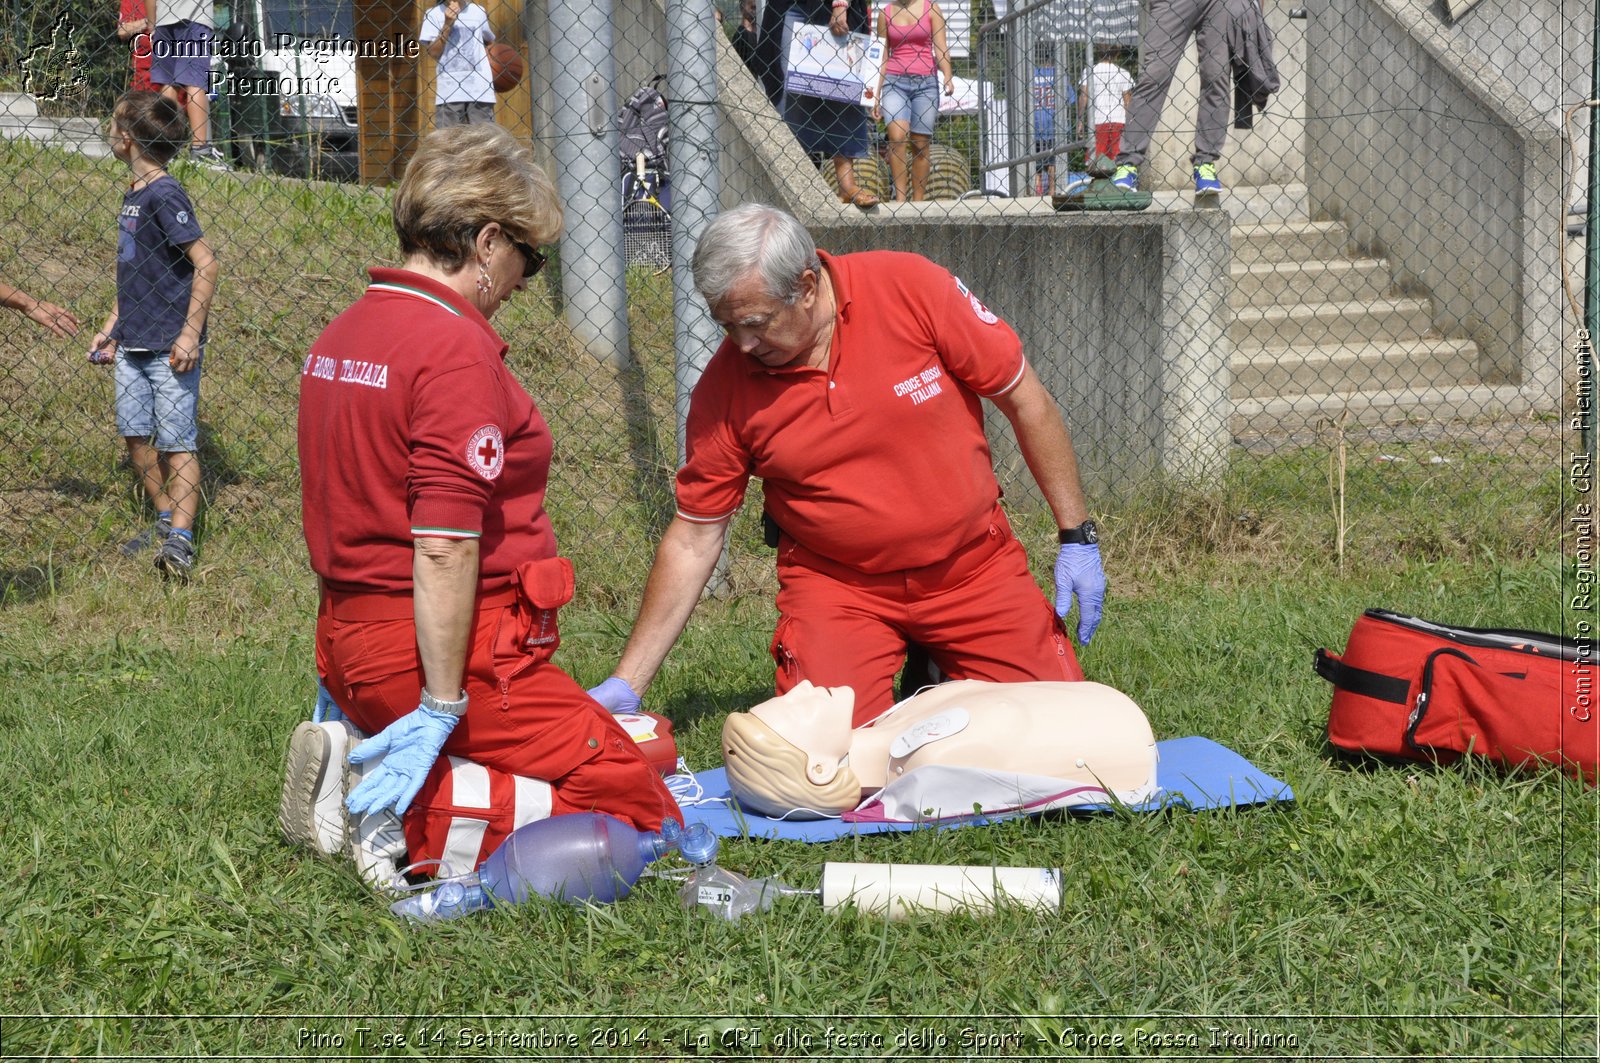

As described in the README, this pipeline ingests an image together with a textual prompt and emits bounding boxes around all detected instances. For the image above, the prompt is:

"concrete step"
[0,115,62,136]
[1232,383,1529,435]
[1232,220,1353,266]
[0,97,114,158]
[56,116,103,136]
[1221,182,1310,225]
[1229,338,1482,399]
[53,119,112,157]
[1221,184,1509,435]
[1230,257,1392,308]
[0,92,40,120]
[1148,181,1310,221]
[1230,297,1437,346]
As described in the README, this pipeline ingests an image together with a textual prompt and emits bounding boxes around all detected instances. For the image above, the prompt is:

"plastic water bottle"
[677,823,790,922]
[391,812,681,922]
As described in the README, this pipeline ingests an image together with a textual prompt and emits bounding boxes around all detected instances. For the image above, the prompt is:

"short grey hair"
[691,204,822,306]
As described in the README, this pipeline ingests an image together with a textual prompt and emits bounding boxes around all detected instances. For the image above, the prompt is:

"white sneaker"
[278,720,354,854]
[347,750,409,895]
[189,144,230,171]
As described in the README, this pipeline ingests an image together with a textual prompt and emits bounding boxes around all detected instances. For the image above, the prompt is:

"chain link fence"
[0,0,1590,604]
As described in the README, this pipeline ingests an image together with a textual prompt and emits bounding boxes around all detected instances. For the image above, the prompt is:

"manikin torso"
[725,679,1157,817]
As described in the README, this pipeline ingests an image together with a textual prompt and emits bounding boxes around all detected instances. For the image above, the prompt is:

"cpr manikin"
[721,680,1160,821]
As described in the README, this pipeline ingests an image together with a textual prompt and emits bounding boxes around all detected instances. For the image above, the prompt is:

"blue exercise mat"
[674,736,1294,842]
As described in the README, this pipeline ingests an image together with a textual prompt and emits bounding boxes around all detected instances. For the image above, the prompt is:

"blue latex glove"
[587,676,642,714]
[312,681,346,724]
[1054,542,1107,646]
[345,704,460,817]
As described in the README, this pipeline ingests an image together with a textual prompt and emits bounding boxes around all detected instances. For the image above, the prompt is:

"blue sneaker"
[120,516,171,557]
[154,531,195,582]
[1194,163,1223,194]
[1111,164,1139,192]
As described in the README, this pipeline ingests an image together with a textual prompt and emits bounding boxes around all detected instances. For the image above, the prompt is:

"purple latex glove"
[1054,542,1107,645]
[587,676,642,714]
[345,704,459,817]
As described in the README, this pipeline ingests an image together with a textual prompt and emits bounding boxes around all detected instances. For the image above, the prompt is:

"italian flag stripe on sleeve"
[412,525,481,539]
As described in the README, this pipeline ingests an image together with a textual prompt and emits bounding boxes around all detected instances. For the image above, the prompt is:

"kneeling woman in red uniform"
[298,124,682,854]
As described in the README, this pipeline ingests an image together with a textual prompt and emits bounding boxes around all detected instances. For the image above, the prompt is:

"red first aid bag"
[1315,609,1596,782]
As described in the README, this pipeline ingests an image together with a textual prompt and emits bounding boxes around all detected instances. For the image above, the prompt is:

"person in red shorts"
[280,125,681,889]
[589,203,1108,728]
[117,0,154,92]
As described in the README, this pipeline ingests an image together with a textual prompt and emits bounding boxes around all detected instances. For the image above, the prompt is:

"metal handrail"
[974,0,1062,38]
[973,0,1092,192]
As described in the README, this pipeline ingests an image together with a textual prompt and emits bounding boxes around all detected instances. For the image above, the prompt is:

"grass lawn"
[2,517,1592,1057]
[0,139,1593,1058]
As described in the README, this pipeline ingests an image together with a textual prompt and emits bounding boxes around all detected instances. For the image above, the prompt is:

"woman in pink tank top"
[872,0,955,201]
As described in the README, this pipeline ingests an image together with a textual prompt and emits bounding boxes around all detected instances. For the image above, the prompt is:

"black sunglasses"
[508,235,547,279]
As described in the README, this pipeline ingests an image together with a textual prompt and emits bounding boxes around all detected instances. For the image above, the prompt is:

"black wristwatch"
[1058,520,1099,545]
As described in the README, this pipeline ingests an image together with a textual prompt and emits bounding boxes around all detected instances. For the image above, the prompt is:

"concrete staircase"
[1205,183,1526,437]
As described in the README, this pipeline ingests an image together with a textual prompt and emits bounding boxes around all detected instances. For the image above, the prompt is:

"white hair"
[691,204,822,306]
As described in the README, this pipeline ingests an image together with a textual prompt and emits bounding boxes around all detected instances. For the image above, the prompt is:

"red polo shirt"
[298,269,556,593]
[677,250,1028,574]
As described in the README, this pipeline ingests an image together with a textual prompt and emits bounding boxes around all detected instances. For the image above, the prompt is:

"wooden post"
[354,0,537,186]
[354,0,422,184]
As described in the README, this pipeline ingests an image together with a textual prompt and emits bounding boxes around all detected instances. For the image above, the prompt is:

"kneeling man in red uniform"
[589,203,1107,727]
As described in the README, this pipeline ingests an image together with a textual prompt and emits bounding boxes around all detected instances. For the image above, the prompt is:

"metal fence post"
[665,0,723,460]
[665,0,732,595]
[548,0,631,367]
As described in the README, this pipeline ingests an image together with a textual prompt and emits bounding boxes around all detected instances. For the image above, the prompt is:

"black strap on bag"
[1313,648,1409,704]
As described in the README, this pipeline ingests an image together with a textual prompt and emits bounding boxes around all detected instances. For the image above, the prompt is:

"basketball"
[488,43,524,93]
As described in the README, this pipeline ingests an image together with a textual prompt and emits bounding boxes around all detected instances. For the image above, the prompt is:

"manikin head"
[722,681,862,818]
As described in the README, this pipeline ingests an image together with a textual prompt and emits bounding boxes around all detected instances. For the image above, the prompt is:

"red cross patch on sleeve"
[466,424,506,481]
[953,275,999,325]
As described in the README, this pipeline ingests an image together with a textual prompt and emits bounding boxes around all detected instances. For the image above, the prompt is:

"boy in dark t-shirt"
[89,92,219,581]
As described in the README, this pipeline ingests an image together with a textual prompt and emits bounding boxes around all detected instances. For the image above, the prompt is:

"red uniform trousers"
[316,566,682,870]
[1095,123,1125,161]
[771,504,1084,727]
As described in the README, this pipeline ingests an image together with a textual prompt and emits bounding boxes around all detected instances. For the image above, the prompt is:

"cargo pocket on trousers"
[495,557,574,660]
[490,557,577,708]
[505,711,609,783]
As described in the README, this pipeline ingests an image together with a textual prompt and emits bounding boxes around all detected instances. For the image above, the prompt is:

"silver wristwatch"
[420,688,470,717]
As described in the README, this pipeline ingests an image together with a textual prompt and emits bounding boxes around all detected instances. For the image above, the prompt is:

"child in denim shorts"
[90,92,220,581]
[873,0,955,202]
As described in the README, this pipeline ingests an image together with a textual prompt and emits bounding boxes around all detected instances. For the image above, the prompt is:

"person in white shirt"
[1079,48,1135,165]
[420,0,498,127]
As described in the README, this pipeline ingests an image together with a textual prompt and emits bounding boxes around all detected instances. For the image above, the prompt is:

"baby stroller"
[618,78,672,268]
